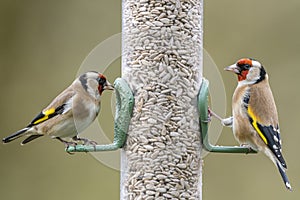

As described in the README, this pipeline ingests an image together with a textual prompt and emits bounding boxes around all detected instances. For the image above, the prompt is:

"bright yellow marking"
[44,108,55,115]
[248,107,268,144]
[33,108,55,124]
[33,116,48,124]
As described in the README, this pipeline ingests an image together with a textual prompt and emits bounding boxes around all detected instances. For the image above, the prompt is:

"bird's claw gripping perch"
[66,78,134,153]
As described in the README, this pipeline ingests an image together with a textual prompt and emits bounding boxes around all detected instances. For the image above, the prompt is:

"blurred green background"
[0,0,299,199]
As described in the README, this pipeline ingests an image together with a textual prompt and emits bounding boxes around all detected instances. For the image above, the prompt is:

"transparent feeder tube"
[121,0,203,199]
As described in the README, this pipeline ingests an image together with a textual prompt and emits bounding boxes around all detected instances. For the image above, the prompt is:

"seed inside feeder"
[122,0,203,199]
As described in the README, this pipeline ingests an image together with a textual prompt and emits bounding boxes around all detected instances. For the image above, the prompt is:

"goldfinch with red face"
[2,71,113,147]
[222,58,291,191]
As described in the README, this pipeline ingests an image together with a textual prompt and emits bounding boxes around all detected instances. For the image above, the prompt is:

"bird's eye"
[243,64,251,70]
[98,78,106,85]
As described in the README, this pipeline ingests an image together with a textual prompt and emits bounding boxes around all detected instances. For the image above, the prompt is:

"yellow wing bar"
[247,106,268,144]
[31,108,56,125]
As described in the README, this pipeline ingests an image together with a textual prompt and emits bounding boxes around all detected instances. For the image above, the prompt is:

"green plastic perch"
[198,78,257,154]
[67,77,256,154]
[66,78,134,153]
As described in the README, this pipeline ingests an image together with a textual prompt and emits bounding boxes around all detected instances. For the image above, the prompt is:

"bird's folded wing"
[247,106,287,169]
[28,90,75,126]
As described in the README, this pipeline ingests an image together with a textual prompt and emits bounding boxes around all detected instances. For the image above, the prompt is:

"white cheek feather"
[87,80,100,99]
[238,66,261,87]
[251,60,261,68]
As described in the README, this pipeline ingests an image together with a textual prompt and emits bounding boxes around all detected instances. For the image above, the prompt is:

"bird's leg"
[56,137,77,147]
[72,136,98,146]
[208,107,222,121]
[208,107,233,127]
[55,137,77,154]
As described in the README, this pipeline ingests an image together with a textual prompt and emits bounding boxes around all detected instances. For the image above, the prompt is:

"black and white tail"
[2,127,30,143]
[276,161,292,191]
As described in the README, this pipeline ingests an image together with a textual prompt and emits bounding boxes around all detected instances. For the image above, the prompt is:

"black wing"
[255,122,287,169]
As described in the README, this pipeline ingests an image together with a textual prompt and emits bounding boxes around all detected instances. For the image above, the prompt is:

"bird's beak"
[224,64,240,74]
[104,81,114,90]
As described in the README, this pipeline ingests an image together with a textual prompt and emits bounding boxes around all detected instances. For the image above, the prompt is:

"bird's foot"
[240,144,254,154]
[206,107,212,122]
[56,137,77,154]
[204,107,216,123]
[84,139,98,146]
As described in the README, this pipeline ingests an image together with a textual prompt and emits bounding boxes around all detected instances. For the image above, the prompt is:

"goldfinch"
[214,58,292,191]
[2,71,113,147]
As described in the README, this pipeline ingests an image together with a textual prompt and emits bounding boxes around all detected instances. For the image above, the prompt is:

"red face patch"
[99,73,106,79]
[236,58,252,81]
[97,73,107,95]
[98,85,103,95]
[238,70,249,81]
[237,58,252,67]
